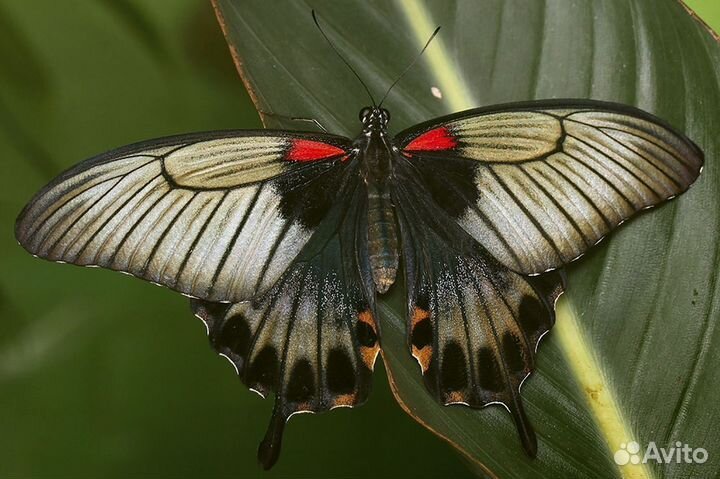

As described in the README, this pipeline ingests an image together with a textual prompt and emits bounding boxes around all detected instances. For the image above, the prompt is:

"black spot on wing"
[356,320,377,348]
[326,349,356,395]
[214,312,252,367]
[477,347,504,393]
[247,346,279,393]
[411,317,433,350]
[518,295,549,343]
[286,360,315,404]
[441,342,468,393]
[193,300,230,332]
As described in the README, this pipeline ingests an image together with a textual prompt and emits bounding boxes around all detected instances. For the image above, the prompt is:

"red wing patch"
[404,127,457,152]
[287,139,346,162]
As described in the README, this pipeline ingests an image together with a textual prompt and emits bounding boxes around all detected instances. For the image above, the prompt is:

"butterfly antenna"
[312,10,376,106]
[378,26,441,108]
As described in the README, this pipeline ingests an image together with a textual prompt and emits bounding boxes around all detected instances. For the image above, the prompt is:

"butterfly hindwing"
[15,130,351,302]
[397,99,703,275]
[392,163,564,455]
[191,171,379,469]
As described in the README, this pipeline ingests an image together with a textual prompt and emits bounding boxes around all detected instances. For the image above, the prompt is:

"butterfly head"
[359,107,390,133]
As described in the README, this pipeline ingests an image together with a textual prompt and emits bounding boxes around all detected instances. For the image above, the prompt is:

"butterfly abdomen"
[366,183,399,294]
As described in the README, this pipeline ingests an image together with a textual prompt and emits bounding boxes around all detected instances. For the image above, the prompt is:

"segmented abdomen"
[367,185,399,294]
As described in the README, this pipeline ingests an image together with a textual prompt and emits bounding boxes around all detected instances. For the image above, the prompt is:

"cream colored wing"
[16,130,351,302]
[398,100,704,275]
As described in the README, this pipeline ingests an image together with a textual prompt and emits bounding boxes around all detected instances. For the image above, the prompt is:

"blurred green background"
[0,1,717,478]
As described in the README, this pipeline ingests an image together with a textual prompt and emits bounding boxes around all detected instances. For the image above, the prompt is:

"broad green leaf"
[215,0,720,477]
[1,1,471,477]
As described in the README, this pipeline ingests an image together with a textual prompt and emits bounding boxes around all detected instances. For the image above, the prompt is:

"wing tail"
[190,181,377,469]
[394,173,564,456]
[509,392,536,457]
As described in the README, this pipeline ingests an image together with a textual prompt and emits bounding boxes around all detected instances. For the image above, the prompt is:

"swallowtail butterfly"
[15,12,703,469]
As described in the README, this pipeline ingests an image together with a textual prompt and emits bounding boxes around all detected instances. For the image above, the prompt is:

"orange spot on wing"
[358,310,380,370]
[360,346,380,370]
[444,391,467,405]
[412,344,433,374]
[287,139,346,162]
[411,307,430,328]
[411,307,433,374]
[358,310,375,327]
[332,393,358,408]
[404,127,457,152]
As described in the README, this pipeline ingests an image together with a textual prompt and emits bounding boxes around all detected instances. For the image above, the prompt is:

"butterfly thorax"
[356,107,399,294]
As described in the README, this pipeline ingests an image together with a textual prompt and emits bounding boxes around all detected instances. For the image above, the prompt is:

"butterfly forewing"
[396,99,703,275]
[15,130,351,303]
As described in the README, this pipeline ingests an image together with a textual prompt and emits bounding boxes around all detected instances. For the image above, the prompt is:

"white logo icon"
[614,441,641,465]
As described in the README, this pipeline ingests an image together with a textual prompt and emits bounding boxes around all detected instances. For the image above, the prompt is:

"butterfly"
[14,13,703,470]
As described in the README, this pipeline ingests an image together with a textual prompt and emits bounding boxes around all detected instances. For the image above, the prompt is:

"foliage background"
[0,1,716,478]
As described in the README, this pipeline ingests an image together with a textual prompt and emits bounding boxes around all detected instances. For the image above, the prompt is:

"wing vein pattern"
[16,131,351,302]
[398,100,703,275]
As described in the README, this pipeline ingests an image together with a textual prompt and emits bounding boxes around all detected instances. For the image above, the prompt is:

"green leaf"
[215,0,720,477]
[1,1,471,477]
